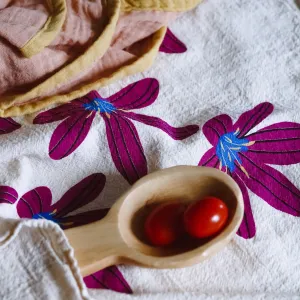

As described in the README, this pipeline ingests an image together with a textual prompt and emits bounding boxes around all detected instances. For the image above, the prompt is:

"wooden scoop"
[65,166,244,276]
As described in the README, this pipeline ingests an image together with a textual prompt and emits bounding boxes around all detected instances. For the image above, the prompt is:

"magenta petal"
[0,118,21,134]
[245,122,300,165]
[84,266,132,294]
[107,78,159,110]
[104,114,147,184]
[233,102,274,138]
[198,148,220,168]
[123,111,199,140]
[49,111,95,160]
[59,209,109,229]
[231,173,256,239]
[17,187,52,218]
[33,103,84,124]
[33,92,97,125]
[0,186,18,205]
[53,173,106,218]
[202,115,233,146]
[237,154,300,216]
[159,28,187,54]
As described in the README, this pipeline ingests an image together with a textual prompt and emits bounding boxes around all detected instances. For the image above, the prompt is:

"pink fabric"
[112,11,177,50]
[0,0,103,97]
[37,11,178,100]
[0,4,177,106]
[0,1,177,108]
[0,5,48,48]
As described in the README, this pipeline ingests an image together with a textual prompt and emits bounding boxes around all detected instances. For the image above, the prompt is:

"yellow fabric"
[0,0,121,113]
[121,0,200,12]
[4,28,166,117]
[0,0,201,117]
[20,0,67,58]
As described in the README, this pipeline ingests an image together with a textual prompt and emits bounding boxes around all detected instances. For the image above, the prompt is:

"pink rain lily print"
[159,28,187,54]
[34,78,199,184]
[84,267,132,293]
[0,117,21,135]
[13,173,131,294]
[0,186,18,205]
[199,102,300,239]
[16,173,108,228]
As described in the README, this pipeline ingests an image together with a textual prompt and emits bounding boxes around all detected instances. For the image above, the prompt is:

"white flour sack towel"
[1,0,300,299]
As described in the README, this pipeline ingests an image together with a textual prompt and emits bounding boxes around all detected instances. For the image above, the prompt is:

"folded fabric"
[0,217,90,300]
[0,0,200,117]
[0,218,207,300]
[1,0,300,299]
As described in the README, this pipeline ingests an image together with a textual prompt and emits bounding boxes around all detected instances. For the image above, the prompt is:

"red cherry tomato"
[145,203,185,246]
[184,197,228,238]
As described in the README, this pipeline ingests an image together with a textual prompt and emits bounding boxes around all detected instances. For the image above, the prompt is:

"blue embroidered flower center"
[32,211,58,223]
[83,98,116,113]
[216,131,253,172]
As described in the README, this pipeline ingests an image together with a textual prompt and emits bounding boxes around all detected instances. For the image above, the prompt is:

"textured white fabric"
[111,1,300,298]
[1,0,300,299]
[0,218,90,300]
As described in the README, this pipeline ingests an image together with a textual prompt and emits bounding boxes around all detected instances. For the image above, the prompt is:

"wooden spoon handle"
[65,216,125,276]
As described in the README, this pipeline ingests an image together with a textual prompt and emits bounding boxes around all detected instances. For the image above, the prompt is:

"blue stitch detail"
[216,131,250,172]
[83,98,116,113]
[32,211,58,223]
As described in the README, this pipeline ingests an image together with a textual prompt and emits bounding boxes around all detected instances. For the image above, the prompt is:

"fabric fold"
[0,0,202,117]
[0,218,90,300]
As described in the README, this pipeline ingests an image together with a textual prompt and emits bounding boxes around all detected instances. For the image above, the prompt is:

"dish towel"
[1,0,300,299]
[0,218,90,300]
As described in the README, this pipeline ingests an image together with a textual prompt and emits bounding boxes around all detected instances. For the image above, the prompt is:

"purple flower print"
[159,28,187,54]
[0,117,21,134]
[15,173,132,293]
[199,102,300,239]
[84,267,132,294]
[17,173,108,228]
[0,186,18,204]
[34,78,199,184]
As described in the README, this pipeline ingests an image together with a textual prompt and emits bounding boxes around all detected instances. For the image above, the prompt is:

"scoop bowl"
[65,166,244,276]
